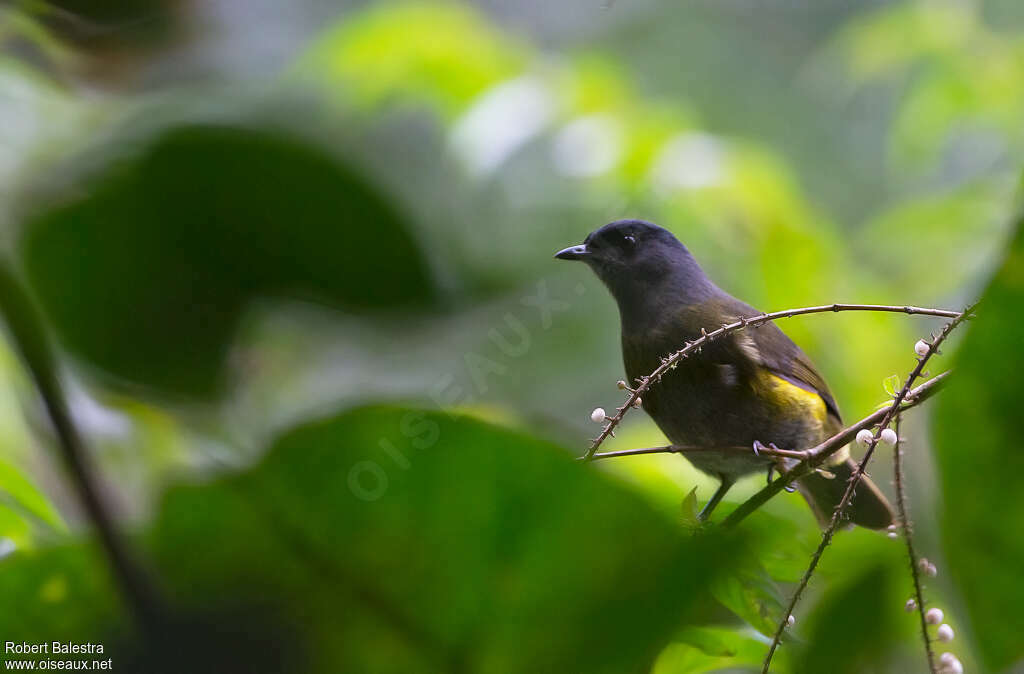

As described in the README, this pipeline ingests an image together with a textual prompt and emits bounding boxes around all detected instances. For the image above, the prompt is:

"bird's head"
[555,219,713,308]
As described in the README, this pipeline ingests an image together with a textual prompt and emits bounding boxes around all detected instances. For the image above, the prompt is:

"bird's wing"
[738,321,842,423]
[697,295,842,423]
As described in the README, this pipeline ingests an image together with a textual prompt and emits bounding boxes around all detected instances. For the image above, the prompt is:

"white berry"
[937,624,954,642]
[905,599,917,612]
[888,531,899,539]
[915,339,930,357]
[940,654,963,674]
[926,608,944,624]
[786,614,795,627]
[880,428,898,445]
[856,429,874,446]
[926,562,938,577]
[590,407,606,423]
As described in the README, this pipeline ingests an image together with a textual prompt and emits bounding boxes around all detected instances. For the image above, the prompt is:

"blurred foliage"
[19,123,436,397]
[935,214,1024,672]
[654,626,780,673]
[0,407,743,673]
[794,561,906,674]
[0,0,1021,671]
[837,2,1024,174]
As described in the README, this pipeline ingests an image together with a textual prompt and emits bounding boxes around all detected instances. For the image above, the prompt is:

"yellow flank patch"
[760,372,827,428]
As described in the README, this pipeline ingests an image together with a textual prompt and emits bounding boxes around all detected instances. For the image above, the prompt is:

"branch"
[583,303,962,460]
[720,370,949,529]
[893,416,937,672]
[0,262,163,633]
[759,304,975,673]
[585,444,809,461]
[585,372,949,467]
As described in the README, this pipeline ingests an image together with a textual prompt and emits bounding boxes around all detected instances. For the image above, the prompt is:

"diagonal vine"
[893,414,938,672]
[760,304,976,673]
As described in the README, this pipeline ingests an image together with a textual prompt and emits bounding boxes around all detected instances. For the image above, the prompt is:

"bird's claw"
[753,440,782,458]
[765,451,798,492]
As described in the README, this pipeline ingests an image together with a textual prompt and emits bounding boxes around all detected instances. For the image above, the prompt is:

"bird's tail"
[797,457,894,530]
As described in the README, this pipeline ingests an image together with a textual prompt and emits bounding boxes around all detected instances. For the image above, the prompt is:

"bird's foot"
[766,458,798,492]
[752,440,783,458]
[752,440,772,457]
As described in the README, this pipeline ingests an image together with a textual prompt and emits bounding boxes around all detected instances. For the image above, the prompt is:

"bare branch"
[0,263,163,633]
[720,370,950,528]
[585,372,949,467]
[583,303,964,460]
[759,305,975,673]
[893,415,938,672]
[585,444,809,461]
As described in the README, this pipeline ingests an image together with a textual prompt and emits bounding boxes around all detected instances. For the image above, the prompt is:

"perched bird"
[555,219,893,528]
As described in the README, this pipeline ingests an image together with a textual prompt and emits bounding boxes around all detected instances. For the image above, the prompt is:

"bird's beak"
[554,244,589,261]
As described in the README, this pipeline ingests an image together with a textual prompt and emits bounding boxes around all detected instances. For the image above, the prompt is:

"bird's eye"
[623,234,636,247]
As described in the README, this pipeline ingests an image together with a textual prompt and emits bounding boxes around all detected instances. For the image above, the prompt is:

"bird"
[555,219,894,528]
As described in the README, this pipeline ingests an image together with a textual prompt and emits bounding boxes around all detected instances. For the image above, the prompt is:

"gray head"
[555,219,715,310]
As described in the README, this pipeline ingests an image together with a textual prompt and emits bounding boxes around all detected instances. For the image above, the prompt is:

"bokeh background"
[1,1,1022,672]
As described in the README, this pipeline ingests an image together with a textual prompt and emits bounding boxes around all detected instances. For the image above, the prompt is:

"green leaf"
[675,625,767,659]
[794,562,905,674]
[933,213,1024,671]
[0,407,743,672]
[0,457,66,538]
[19,124,436,398]
[680,485,701,529]
[655,625,771,674]
[710,556,785,638]
[735,509,818,584]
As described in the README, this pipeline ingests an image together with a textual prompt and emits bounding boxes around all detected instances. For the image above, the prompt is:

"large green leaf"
[794,561,905,674]
[710,560,785,639]
[934,214,1024,671]
[655,625,773,673]
[0,407,741,672]
[19,124,435,398]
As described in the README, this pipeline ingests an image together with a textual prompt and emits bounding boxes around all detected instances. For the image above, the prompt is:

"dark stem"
[759,305,975,673]
[584,444,809,461]
[0,262,162,632]
[720,371,949,529]
[586,372,949,470]
[893,415,937,672]
[584,303,963,460]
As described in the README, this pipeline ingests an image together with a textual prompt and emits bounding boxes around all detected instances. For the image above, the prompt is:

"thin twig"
[583,303,961,460]
[585,372,949,466]
[585,444,809,461]
[893,415,937,672]
[760,305,975,673]
[0,263,163,633]
[720,371,950,529]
